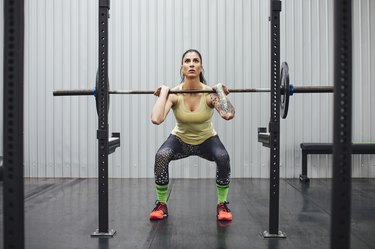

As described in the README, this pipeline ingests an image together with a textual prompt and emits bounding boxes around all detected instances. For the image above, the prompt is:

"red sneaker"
[217,202,232,221]
[149,201,168,220]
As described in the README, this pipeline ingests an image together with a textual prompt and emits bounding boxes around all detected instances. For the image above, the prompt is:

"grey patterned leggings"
[154,134,231,186]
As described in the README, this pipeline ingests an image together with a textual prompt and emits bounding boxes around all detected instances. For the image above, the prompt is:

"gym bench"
[299,143,375,182]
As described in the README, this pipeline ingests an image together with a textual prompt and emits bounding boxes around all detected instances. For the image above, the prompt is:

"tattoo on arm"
[210,84,235,119]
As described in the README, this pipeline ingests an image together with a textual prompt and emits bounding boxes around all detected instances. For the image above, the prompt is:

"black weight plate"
[280,61,290,119]
[95,68,110,115]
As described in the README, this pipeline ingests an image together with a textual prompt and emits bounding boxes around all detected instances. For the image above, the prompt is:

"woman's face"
[181,52,202,80]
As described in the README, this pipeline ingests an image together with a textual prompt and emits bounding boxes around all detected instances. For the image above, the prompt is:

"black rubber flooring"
[1,178,375,249]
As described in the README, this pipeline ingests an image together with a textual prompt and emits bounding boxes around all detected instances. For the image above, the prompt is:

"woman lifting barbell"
[149,49,236,221]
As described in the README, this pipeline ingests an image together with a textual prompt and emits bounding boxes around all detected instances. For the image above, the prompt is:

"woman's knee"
[155,147,174,163]
[154,148,174,185]
[213,149,230,163]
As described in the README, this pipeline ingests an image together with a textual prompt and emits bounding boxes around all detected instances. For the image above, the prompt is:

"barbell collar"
[53,89,95,96]
[292,86,334,94]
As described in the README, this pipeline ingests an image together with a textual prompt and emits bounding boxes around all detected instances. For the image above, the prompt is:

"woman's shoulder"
[168,84,181,104]
[171,84,182,91]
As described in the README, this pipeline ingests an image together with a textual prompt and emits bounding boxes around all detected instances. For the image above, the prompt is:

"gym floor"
[0,178,374,249]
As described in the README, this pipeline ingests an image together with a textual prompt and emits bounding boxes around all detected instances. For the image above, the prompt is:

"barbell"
[53,62,334,119]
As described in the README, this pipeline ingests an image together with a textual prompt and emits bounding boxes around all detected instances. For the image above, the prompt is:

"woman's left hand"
[213,83,230,95]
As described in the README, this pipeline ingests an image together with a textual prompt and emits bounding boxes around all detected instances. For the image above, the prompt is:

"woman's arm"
[151,85,175,125]
[210,83,235,120]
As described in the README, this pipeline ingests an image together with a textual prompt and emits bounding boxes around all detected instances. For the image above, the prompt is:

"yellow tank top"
[171,93,217,145]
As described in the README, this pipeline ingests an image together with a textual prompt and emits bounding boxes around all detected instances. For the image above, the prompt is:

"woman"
[150,49,235,221]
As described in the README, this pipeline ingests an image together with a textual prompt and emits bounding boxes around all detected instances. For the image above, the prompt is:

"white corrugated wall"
[1,0,374,178]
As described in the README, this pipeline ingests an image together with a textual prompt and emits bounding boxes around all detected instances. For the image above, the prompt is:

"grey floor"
[1,178,375,249]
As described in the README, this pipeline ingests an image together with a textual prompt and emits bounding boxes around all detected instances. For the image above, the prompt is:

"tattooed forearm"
[211,84,235,120]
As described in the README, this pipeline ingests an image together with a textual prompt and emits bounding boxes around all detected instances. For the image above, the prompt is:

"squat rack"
[2,0,353,248]
[261,1,353,244]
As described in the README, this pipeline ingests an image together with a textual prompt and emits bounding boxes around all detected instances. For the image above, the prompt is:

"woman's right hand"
[154,85,170,97]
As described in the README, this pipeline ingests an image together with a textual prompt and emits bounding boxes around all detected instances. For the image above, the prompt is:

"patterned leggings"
[154,134,231,186]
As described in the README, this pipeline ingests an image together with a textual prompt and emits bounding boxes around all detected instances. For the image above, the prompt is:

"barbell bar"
[52,86,332,96]
[52,62,334,119]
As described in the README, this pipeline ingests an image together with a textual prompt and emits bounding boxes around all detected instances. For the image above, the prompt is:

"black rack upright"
[262,0,286,238]
[3,0,25,248]
[331,0,353,248]
[91,0,116,237]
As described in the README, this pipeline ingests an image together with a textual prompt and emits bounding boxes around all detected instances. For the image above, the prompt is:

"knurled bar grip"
[53,86,334,96]
[53,88,270,96]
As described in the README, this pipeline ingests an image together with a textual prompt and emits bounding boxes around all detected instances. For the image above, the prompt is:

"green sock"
[216,184,230,203]
[156,184,168,203]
